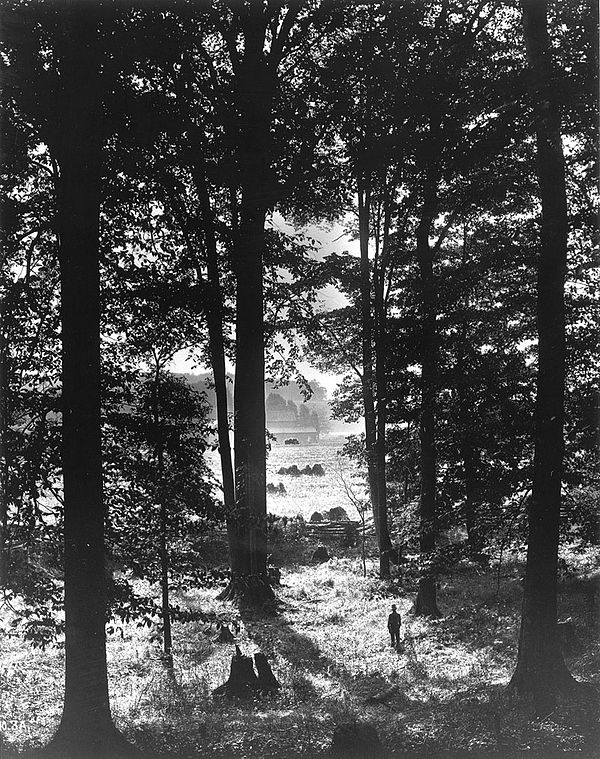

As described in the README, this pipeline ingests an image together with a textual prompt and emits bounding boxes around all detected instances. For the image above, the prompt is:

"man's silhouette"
[387,604,401,648]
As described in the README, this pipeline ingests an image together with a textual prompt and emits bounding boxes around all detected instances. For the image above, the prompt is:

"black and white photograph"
[0,1,598,757]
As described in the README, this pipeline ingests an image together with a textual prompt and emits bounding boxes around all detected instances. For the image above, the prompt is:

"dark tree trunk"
[358,180,381,544]
[191,169,237,591]
[456,229,482,557]
[159,498,173,668]
[47,9,128,755]
[414,213,441,618]
[374,199,394,578]
[510,0,576,701]
[460,436,483,557]
[228,208,272,603]
[221,27,275,605]
[0,329,8,586]
[150,365,173,668]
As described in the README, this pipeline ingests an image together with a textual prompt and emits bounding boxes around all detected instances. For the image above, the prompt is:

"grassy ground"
[207,434,361,520]
[2,438,598,757]
[1,541,598,758]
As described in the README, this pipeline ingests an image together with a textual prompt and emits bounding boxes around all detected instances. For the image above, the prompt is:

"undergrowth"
[0,544,598,758]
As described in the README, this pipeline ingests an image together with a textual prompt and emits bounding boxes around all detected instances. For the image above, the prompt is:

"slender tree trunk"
[47,10,126,754]
[455,229,482,557]
[374,200,393,578]
[358,181,381,542]
[190,168,238,598]
[510,0,576,701]
[159,498,173,668]
[151,366,173,669]
[459,435,482,556]
[0,325,9,586]
[375,366,390,580]
[415,213,441,617]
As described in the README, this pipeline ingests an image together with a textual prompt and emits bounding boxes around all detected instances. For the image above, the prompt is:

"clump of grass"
[323,610,345,625]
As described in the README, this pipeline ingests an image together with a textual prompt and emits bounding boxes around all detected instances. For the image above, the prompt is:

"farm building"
[268,422,320,444]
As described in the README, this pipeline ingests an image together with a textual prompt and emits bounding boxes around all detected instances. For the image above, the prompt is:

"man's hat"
[391,604,397,610]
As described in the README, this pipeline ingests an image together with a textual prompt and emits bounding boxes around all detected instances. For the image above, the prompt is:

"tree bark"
[0,326,8,586]
[414,211,441,617]
[222,20,275,605]
[358,180,381,544]
[374,197,393,578]
[46,9,127,754]
[460,435,483,557]
[190,168,237,596]
[510,0,576,701]
[159,497,173,668]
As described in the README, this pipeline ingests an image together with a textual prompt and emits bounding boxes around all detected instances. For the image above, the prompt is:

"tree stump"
[213,647,280,699]
[213,646,257,698]
[331,721,385,757]
[254,652,280,693]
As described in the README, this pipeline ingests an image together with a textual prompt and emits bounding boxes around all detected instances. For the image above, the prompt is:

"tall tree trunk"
[374,198,393,578]
[0,325,8,586]
[190,168,237,598]
[152,367,173,670]
[159,498,173,668]
[357,181,381,542]
[414,213,441,617]
[47,9,126,754]
[455,229,482,557]
[459,435,482,557]
[510,0,576,701]
[230,205,272,603]
[224,27,275,605]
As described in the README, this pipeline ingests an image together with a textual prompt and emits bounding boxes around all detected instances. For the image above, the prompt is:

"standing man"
[387,604,402,648]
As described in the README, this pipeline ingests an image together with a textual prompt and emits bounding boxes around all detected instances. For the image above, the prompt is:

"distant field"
[207,433,364,521]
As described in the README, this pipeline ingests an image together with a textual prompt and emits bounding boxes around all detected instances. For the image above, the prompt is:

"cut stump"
[213,646,257,698]
[213,646,279,699]
[254,652,280,693]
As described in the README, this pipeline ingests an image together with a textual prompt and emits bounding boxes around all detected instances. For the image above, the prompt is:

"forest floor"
[1,538,598,759]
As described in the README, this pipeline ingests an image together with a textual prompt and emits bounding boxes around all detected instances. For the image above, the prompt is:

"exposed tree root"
[217,573,279,612]
[509,659,589,715]
[39,723,140,759]
[414,577,442,618]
